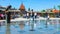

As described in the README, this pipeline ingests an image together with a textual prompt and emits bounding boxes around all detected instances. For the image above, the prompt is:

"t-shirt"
[0,14,4,17]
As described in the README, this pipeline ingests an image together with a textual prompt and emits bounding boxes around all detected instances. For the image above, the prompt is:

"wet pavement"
[0,20,60,34]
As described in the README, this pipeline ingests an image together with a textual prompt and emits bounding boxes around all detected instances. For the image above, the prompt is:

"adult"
[5,5,12,23]
[1,14,4,17]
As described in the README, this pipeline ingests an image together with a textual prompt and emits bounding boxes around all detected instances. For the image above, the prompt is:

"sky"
[0,0,60,11]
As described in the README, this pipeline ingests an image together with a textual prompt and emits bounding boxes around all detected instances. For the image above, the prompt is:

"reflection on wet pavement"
[0,20,60,34]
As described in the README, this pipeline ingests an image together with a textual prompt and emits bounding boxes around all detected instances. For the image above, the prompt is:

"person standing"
[5,5,12,23]
[5,5,12,34]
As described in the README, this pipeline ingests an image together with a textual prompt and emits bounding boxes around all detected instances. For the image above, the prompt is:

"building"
[0,3,60,20]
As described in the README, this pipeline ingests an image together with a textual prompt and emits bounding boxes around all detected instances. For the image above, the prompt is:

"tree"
[41,10,45,12]
[28,8,30,11]
[54,5,56,9]
[58,5,60,17]
[40,10,46,17]
[58,5,60,10]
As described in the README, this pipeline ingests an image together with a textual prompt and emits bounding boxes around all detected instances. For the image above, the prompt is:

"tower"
[19,3,25,11]
[19,3,27,14]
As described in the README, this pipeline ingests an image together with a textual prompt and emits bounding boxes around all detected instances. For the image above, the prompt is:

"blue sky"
[0,0,60,11]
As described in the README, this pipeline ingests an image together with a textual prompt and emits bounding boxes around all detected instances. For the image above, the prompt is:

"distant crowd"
[0,14,5,20]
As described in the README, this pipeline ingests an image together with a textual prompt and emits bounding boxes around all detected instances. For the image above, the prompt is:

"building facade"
[0,3,60,20]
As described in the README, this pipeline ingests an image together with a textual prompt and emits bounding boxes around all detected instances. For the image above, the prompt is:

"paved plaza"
[0,20,60,34]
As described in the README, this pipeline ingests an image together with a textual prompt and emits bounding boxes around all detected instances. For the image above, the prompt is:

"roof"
[0,6,17,10]
[52,9,59,13]
[19,3,25,10]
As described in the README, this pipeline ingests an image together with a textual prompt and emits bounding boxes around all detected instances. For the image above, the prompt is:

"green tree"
[58,5,60,17]
[58,5,60,10]
[41,10,45,12]
[41,10,46,17]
